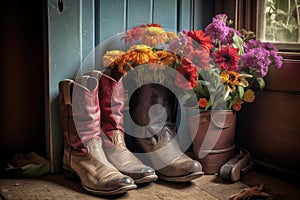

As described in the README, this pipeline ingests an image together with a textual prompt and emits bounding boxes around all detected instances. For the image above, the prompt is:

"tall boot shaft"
[86,70,125,138]
[128,83,203,182]
[59,77,101,151]
[58,79,82,151]
[129,83,177,130]
[87,70,158,184]
[58,77,136,195]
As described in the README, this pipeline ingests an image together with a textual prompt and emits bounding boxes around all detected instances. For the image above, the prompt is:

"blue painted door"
[47,0,213,172]
[95,0,213,43]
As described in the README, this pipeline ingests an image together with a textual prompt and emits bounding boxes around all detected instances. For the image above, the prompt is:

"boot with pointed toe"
[58,77,136,195]
[129,83,204,182]
[87,70,158,184]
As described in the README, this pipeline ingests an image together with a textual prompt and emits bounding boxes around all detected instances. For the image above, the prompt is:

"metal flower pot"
[188,110,236,174]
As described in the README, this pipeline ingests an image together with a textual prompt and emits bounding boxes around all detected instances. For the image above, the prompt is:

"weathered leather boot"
[87,70,158,184]
[58,77,136,195]
[129,83,204,182]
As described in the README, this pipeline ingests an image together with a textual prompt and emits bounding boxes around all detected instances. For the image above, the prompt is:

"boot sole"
[157,171,204,182]
[82,183,137,195]
[134,174,158,184]
[64,168,137,195]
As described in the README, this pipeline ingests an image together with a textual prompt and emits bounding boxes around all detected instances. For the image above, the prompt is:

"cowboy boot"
[87,70,158,184]
[58,77,136,195]
[129,83,204,182]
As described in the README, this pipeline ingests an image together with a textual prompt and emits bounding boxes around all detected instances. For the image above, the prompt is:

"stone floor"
[0,169,299,200]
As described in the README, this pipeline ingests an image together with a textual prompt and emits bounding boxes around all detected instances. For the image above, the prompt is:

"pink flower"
[184,50,210,70]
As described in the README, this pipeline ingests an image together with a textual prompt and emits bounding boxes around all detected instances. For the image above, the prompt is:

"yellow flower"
[166,32,178,42]
[127,45,154,65]
[141,26,168,47]
[150,51,178,70]
[243,89,255,103]
[129,44,152,51]
[103,50,125,67]
[220,70,252,99]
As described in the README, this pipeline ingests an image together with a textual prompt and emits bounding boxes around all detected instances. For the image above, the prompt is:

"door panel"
[47,0,214,172]
[127,0,153,29]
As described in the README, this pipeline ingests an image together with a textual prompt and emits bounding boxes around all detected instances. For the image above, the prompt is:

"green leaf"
[232,33,244,55]
[238,86,244,99]
[198,80,210,86]
[256,77,265,90]
[193,84,207,97]
[181,93,191,102]
[209,95,214,105]
[205,97,212,110]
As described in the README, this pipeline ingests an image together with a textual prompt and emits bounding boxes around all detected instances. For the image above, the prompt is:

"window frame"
[256,0,300,52]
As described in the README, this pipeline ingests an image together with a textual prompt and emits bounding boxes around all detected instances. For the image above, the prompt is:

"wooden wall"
[236,57,300,178]
[216,0,300,178]
[4,0,297,177]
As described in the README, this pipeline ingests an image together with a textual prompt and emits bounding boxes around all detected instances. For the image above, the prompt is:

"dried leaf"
[230,184,271,200]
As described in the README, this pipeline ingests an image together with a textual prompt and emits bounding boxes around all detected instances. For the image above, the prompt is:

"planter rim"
[184,107,235,115]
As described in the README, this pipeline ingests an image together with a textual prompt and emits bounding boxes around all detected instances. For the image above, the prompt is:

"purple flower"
[270,50,283,68]
[241,47,271,77]
[169,33,188,55]
[182,29,188,34]
[214,14,228,21]
[205,18,228,45]
[205,14,238,46]
[242,39,283,74]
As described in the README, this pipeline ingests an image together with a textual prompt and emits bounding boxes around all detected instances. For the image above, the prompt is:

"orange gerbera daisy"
[127,45,154,65]
[141,26,168,47]
[150,51,178,69]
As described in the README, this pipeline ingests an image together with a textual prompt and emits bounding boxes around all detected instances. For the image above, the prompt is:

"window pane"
[264,0,300,43]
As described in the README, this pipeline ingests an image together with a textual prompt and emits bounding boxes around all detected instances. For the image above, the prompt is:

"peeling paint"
[50,3,62,16]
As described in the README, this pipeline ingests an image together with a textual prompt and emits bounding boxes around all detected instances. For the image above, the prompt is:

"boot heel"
[63,168,80,181]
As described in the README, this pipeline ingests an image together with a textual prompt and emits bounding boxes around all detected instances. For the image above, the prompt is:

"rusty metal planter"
[188,110,236,174]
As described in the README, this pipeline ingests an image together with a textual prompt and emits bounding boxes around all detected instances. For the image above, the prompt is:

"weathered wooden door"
[46,0,213,172]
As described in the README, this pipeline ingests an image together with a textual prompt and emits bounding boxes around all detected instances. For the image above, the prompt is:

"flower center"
[184,73,190,80]
[224,54,231,61]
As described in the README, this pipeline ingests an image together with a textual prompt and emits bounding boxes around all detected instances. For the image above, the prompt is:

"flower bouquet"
[101,14,283,174]
[103,14,282,112]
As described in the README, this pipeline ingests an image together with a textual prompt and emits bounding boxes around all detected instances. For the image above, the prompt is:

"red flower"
[175,62,198,90]
[198,98,208,108]
[123,27,144,45]
[141,23,162,28]
[213,46,239,70]
[184,50,210,70]
[232,101,243,111]
[187,30,213,53]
